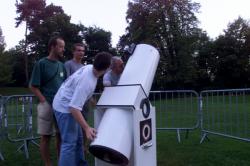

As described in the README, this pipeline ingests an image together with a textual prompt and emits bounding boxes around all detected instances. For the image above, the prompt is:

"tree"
[195,36,216,90]
[213,17,250,88]
[0,54,14,86]
[15,0,46,29]
[0,27,13,86]
[80,26,112,63]
[119,0,205,89]
[0,26,5,52]
[15,0,47,85]
[27,11,83,59]
[14,1,117,87]
[15,0,85,86]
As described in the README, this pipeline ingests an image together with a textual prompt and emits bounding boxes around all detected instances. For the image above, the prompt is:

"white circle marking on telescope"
[143,104,147,115]
[142,123,151,140]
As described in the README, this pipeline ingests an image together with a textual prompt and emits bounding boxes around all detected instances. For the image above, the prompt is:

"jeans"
[54,110,88,166]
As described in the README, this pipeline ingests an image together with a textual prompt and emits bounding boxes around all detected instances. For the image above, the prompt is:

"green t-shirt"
[29,57,66,104]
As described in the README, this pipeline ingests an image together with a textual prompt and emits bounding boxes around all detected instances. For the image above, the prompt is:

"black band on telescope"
[140,98,150,118]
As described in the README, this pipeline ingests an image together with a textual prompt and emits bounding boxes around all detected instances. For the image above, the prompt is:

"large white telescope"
[89,44,159,166]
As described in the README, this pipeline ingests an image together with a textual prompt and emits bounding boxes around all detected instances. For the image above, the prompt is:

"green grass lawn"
[0,87,30,96]
[0,131,250,166]
[0,88,250,165]
[157,131,250,166]
[0,138,95,166]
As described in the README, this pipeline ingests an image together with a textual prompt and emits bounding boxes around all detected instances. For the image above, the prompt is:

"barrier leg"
[16,140,29,159]
[185,129,189,139]
[16,139,40,159]
[0,151,4,161]
[200,132,209,144]
[176,129,181,143]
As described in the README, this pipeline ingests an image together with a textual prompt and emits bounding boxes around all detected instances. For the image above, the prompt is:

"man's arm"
[29,85,46,103]
[89,97,96,107]
[103,72,111,87]
[64,61,71,78]
[70,107,97,141]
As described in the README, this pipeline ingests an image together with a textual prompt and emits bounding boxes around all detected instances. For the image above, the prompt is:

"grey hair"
[110,56,122,68]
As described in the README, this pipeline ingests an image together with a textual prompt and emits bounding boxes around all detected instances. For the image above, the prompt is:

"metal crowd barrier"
[89,93,101,122]
[0,93,101,162]
[1,89,250,162]
[150,90,200,142]
[200,89,250,143]
[92,91,200,142]
[3,95,40,159]
[0,95,4,160]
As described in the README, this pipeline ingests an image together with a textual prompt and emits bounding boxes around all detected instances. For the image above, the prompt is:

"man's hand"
[70,107,97,141]
[85,126,97,141]
[39,96,46,103]
[29,85,46,103]
[89,97,96,107]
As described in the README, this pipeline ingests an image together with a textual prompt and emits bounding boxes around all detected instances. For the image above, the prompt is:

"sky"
[0,0,250,50]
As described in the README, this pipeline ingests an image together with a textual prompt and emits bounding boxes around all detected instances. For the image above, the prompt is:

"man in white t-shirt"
[103,56,124,86]
[53,52,111,166]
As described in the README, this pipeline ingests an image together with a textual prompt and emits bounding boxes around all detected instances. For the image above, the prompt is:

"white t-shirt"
[53,65,97,113]
[103,70,120,86]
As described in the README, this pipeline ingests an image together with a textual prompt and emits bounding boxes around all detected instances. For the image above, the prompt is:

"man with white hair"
[103,56,124,86]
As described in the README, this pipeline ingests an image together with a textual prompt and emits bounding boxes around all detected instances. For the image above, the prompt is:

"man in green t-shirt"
[29,36,66,166]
